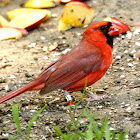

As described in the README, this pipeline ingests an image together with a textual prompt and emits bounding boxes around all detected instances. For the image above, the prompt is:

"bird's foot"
[64,90,74,106]
[83,91,110,101]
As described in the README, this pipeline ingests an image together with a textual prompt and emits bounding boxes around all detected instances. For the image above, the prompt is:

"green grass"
[1,103,128,140]
[53,105,128,140]
[11,104,47,140]
[1,81,128,139]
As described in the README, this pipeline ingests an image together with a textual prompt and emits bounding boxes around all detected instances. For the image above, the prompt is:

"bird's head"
[84,17,130,36]
[83,17,130,47]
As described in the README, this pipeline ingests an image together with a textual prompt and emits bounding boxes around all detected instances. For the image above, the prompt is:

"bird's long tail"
[0,77,45,104]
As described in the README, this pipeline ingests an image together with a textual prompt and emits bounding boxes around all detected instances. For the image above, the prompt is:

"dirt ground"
[0,0,140,139]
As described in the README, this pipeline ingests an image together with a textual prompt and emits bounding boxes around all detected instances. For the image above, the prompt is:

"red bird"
[0,17,130,104]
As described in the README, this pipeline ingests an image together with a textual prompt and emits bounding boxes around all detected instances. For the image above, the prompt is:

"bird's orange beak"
[104,17,130,36]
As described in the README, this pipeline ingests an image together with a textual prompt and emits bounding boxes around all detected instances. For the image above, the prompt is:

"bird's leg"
[64,90,74,105]
[83,91,109,101]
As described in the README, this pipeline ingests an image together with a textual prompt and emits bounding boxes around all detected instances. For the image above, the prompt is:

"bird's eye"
[100,25,106,31]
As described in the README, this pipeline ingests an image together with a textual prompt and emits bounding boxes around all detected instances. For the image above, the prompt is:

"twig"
[0,64,10,69]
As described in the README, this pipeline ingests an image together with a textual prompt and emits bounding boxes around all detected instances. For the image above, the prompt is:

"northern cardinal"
[0,17,130,104]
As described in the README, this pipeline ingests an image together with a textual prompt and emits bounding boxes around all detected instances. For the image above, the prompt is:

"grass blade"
[53,125,67,140]
[87,114,99,135]
[118,131,128,140]
[10,135,22,140]
[105,121,110,140]
[111,130,116,140]
[27,104,47,136]
[82,79,87,94]
[86,124,93,140]
[12,104,21,134]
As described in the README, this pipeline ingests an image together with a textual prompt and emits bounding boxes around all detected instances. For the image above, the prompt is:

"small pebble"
[4,85,9,91]
[43,56,49,60]
[112,49,117,54]
[125,117,131,120]
[97,106,103,109]
[125,104,130,107]
[125,135,129,139]
[120,75,125,79]
[130,49,136,54]
[40,36,45,40]
[43,47,47,52]
[135,42,140,46]
[3,120,10,124]
[126,31,132,39]
[62,48,71,54]
[134,80,140,85]
[111,108,115,110]
[121,35,125,39]
[115,56,121,60]
[124,50,129,54]
[2,59,7,63]
[109,127,115,130]
[33,121,36,125]
[136,133,140,138]
[80,120,85,124]
[52,14,57,17]
[2,133,9,137]
[29,61,34,64]
[25,73,33,78]
[28,42,36,48]
[133,29,140,35]
[45,126,49,129]
[30,110,37,113]
[10,75,16,79]
[127,58,132,62]
[128,63,133,67]
[109,111,112,115]
[120,67,125,70]
[77,33,81,36]
[121,102,125,105]
[126,107,131,111]
[77,105,82,109]
[83,25,88,28]
[136,107,140,110]
[33,57,38,61]
[62,40,66,44]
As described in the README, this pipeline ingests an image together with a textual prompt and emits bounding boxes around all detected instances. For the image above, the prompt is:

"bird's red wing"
[40,48,104,94]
